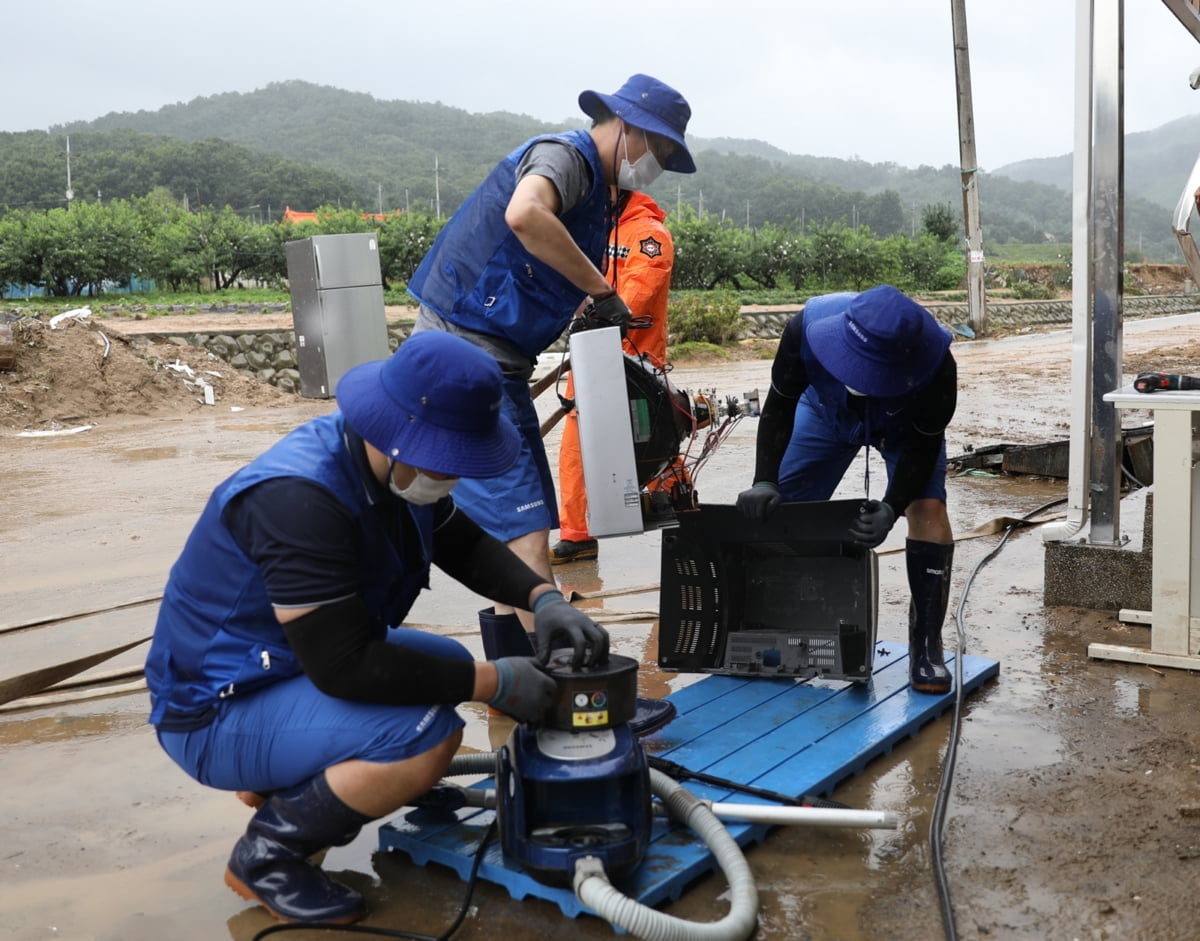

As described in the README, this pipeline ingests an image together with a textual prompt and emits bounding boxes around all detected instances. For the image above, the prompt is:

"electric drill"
[1133,372,1200,393]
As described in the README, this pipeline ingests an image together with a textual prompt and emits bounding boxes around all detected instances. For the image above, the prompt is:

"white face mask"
[618,129,664,191]
[388,463,458,505]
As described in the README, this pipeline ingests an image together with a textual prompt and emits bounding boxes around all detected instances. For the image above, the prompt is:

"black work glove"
[736,482,781,523]
[488,657,556,723]
[584,291,633,337]
[531,589,609,668]
[848,499,896,549]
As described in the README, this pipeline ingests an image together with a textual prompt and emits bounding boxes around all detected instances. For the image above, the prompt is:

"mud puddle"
[5,320,1200,939]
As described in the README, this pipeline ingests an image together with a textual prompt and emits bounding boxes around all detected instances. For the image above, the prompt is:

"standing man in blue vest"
[735,285,958,694]
[407,74,696,657]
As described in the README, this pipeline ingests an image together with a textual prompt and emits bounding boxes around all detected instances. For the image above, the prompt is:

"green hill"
[995,113,1200,212]
[0,79,1188,261]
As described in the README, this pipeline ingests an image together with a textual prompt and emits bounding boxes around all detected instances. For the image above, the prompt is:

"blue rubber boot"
[906,539,954,695]
[224,773,373,924]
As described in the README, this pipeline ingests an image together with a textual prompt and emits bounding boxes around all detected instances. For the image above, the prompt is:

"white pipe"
[671,800,898,830]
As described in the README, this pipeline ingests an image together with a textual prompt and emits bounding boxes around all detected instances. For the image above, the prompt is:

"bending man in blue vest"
[736,285,958,694]
[406,74,695,676]
[145,331,608,925]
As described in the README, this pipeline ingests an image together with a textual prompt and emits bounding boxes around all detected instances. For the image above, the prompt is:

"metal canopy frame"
[1043,0,1198,546]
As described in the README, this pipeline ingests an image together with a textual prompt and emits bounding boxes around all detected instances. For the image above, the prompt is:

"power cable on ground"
[930,497,1067,941]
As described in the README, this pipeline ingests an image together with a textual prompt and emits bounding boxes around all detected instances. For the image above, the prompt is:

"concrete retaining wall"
[124,294,1200,393]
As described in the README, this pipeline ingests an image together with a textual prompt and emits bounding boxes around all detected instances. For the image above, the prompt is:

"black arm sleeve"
[882,354,958,516]
[753,310,808,484]
[431,504,545,609]
[753,386,800,485]
[282,595,476,705]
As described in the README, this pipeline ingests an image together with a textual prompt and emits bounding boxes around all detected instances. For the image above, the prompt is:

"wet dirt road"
[5,314,1200,940]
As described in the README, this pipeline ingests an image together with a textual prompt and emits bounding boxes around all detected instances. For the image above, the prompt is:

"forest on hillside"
[0,81,1192,262]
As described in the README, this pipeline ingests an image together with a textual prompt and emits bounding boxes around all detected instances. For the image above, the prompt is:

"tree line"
[0,195,967,299]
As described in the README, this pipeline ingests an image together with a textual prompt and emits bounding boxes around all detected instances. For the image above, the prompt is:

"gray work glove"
[736,481,782,523]
[531,589,609,668]
[488,657,556,724]
[849,499,896,549]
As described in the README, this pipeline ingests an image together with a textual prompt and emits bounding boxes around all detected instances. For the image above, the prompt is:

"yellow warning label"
[572,710,609,728]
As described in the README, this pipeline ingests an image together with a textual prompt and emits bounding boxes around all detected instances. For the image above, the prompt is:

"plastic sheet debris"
[161,359,216,406]
[49,307,92,329]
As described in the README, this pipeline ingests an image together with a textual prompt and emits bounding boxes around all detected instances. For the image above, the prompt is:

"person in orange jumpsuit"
[551,189,682,564]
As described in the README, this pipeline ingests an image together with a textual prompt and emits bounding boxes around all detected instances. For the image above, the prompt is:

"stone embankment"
[27,295,1200,394]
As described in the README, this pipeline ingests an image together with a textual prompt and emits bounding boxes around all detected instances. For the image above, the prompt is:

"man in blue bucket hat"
[736,285,958,694]
[145,331,608,924]
[406,74,695,730]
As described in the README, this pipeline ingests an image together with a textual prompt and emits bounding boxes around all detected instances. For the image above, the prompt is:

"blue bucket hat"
[578,74,696,174]
[805,285,952,398]
[335,331,520,478]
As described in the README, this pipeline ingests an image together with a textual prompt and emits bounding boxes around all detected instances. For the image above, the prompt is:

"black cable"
[249,819,498,941]
[647,755,849,809]
[929,497,1067,941]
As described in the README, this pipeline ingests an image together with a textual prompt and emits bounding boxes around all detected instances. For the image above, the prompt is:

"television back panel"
[658,501,877,683]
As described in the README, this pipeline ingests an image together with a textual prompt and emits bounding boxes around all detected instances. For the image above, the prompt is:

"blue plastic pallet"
[377,643,999,919]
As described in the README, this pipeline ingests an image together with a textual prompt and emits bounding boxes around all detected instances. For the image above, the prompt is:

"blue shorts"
[777,394,948,505]
[451,374,558,541]
[156,628,470,794]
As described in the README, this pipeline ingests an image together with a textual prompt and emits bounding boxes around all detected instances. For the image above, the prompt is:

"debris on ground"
[0,315,295,430]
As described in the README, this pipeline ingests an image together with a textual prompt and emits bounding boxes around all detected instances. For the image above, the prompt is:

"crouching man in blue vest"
[144,331,608,925]
[736,285,958,694]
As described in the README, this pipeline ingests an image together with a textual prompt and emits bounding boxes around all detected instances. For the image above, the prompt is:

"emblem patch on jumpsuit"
[639,236,663,258]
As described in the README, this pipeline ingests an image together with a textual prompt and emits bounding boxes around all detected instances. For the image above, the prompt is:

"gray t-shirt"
[413,139,597,376]
[515,139,594,214]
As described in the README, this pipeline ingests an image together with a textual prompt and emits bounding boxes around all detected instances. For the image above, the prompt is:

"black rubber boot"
[478,607,536,660]
[906,539,954,695]
[549,538,599,564]
[224,773,374,924]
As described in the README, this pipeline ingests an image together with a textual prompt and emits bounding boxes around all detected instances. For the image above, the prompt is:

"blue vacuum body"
[496,653,652,887]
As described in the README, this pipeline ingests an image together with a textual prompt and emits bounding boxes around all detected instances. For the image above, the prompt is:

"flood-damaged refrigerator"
[286,232,390,398]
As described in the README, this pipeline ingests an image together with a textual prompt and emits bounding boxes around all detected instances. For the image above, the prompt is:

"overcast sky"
[3,1,1199,170]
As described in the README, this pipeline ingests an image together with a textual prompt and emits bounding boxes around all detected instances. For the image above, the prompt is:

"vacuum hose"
[447,754,759,941]
[573,768,759,941]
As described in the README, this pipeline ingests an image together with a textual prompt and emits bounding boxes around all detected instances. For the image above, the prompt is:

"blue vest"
[145,414,435,727]
[407,130,609,360]
[800,294,924,446]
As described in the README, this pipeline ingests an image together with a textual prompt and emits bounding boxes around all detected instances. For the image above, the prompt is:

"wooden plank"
[378,643,999,919]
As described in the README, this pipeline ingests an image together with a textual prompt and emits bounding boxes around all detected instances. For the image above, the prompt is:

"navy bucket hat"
[335,331,521,478]
[805,285,952,398]
[578,74,696,173]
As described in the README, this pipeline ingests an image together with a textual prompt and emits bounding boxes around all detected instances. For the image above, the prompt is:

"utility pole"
[65,136,74,210]
[950,0,987,335]
[434,155,441,220]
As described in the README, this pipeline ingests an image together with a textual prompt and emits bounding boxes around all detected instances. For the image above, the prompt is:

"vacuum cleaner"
[495,651,651,888]
[435,652,898,941]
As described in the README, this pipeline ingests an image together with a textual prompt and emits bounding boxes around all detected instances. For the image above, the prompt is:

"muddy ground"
[4,306,1200,940]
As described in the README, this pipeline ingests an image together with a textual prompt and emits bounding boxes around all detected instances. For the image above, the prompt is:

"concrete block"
[1043,488,1153,611]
